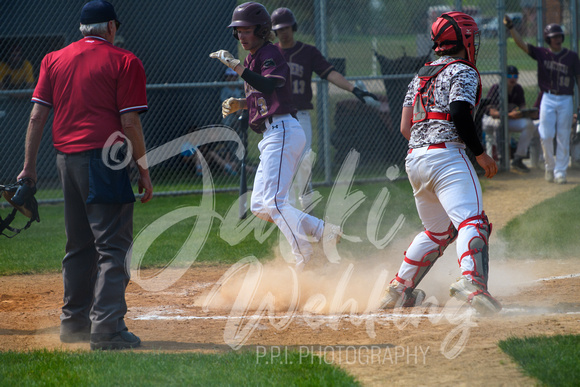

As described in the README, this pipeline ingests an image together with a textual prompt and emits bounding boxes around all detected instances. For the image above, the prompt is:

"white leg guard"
[457,212,491,288]
[394,223,458,292]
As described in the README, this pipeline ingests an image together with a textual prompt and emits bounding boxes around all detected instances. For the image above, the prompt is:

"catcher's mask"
[431,11,480,65]
[1,177,40,238]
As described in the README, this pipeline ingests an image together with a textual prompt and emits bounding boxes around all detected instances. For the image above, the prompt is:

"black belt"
[545,89,571,96]
[266,113,297,124]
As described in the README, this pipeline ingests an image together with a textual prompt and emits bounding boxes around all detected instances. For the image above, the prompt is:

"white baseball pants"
[289,110,314,208]
[396,143,486,284]
[539,92,573,178]
[482,115,536,158]
[251,114,324,266]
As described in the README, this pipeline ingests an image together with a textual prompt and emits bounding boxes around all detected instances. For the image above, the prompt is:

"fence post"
[498,0,510,171]
[314,0,331,185]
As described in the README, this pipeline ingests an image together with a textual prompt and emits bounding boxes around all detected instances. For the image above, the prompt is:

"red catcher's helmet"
[544,23,564,44]
[431,11,480,64]
[271,7,297,32]
[228,2,272,41]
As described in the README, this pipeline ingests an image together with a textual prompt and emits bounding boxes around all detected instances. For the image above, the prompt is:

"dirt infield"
[1,167,580,386]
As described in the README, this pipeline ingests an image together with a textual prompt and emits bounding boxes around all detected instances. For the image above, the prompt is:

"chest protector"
[412,59,482,124]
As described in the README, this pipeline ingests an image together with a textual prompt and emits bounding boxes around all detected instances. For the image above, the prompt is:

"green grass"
[499,335,580,386]
[499,184,580,258]
[0,181,420,275]
[0,349,360,386]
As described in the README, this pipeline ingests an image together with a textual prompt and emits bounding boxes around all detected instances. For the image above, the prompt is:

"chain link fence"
[0,0,576,202]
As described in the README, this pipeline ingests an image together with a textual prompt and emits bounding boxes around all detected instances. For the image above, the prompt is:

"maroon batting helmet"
[228,2,272,41]
[544,23,564,44]
[431,11,480,64]
[271,7,297,32]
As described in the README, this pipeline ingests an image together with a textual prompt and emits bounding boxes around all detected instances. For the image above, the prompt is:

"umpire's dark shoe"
[90,329,141,350]
[60,330,91,343]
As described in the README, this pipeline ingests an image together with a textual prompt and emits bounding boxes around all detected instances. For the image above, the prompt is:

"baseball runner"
[379,12,501,315]
[271,7,377,210]
[210,2,342,272]
[505,15,580,184]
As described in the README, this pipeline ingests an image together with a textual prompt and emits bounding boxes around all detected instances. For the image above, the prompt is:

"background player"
[482,65,536,172]
[380,11,501,315]
[505,15,580,184]
[210,2,341,272]
[270,7,377,210]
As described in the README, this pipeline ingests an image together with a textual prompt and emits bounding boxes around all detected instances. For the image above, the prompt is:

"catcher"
[380,11,501,315]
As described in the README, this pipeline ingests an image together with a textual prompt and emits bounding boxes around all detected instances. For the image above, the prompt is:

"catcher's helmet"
[544,23,564,44]
[228,2,272,41]
[271,7,297,32]
[431,11,480,64]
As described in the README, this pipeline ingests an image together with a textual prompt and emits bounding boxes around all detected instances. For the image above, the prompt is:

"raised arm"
[504,15,529,54]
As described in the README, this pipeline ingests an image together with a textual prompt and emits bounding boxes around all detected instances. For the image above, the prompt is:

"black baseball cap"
[507,65,519,75]
[80,1,120,25]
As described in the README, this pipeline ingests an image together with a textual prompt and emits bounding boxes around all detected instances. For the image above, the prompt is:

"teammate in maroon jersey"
[211,2,343,272]
[271,7,377,209]
[505,15,580,184]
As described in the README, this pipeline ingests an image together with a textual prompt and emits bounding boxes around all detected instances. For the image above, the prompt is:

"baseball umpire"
[380,11,501,315]
[210,2,342,272]
[505,15,580,184]
[270,7,377,210]
[17,0,152,350]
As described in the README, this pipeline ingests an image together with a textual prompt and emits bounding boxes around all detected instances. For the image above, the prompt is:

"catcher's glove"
[209,50,241,71]
[1,177,40,238]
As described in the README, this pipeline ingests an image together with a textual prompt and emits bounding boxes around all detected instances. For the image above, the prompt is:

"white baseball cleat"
[379,283,426,309]
[322,223,343,244]
[321,222,343,264]
[449,276,502,315]
[554,176,567,184]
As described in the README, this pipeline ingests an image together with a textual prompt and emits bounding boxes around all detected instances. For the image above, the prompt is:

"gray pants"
[57,152,133,335]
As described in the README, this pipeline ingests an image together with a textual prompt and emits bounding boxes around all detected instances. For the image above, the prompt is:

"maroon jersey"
[485,83,526,112]
[243,42,295,133]
[275,41,334,110]
[528,45,580,95]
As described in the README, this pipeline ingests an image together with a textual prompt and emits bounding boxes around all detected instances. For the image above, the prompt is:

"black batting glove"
[352,87,378,104]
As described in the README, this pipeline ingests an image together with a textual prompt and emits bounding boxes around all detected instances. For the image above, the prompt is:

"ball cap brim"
[80,0,120,25]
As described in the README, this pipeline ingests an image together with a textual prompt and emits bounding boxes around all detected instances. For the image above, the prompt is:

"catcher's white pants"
[539,92,573,178]
[482,115,536,158]
[396,143,486,284]
[251,114,324,266]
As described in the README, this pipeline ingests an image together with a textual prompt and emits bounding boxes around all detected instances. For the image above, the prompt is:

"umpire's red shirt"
[32,36,148,154]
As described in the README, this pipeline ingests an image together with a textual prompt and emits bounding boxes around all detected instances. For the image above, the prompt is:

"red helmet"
[431,11,480,64]
[544,23,564,44]
[271,7,297,32]
[228,2,272,41]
